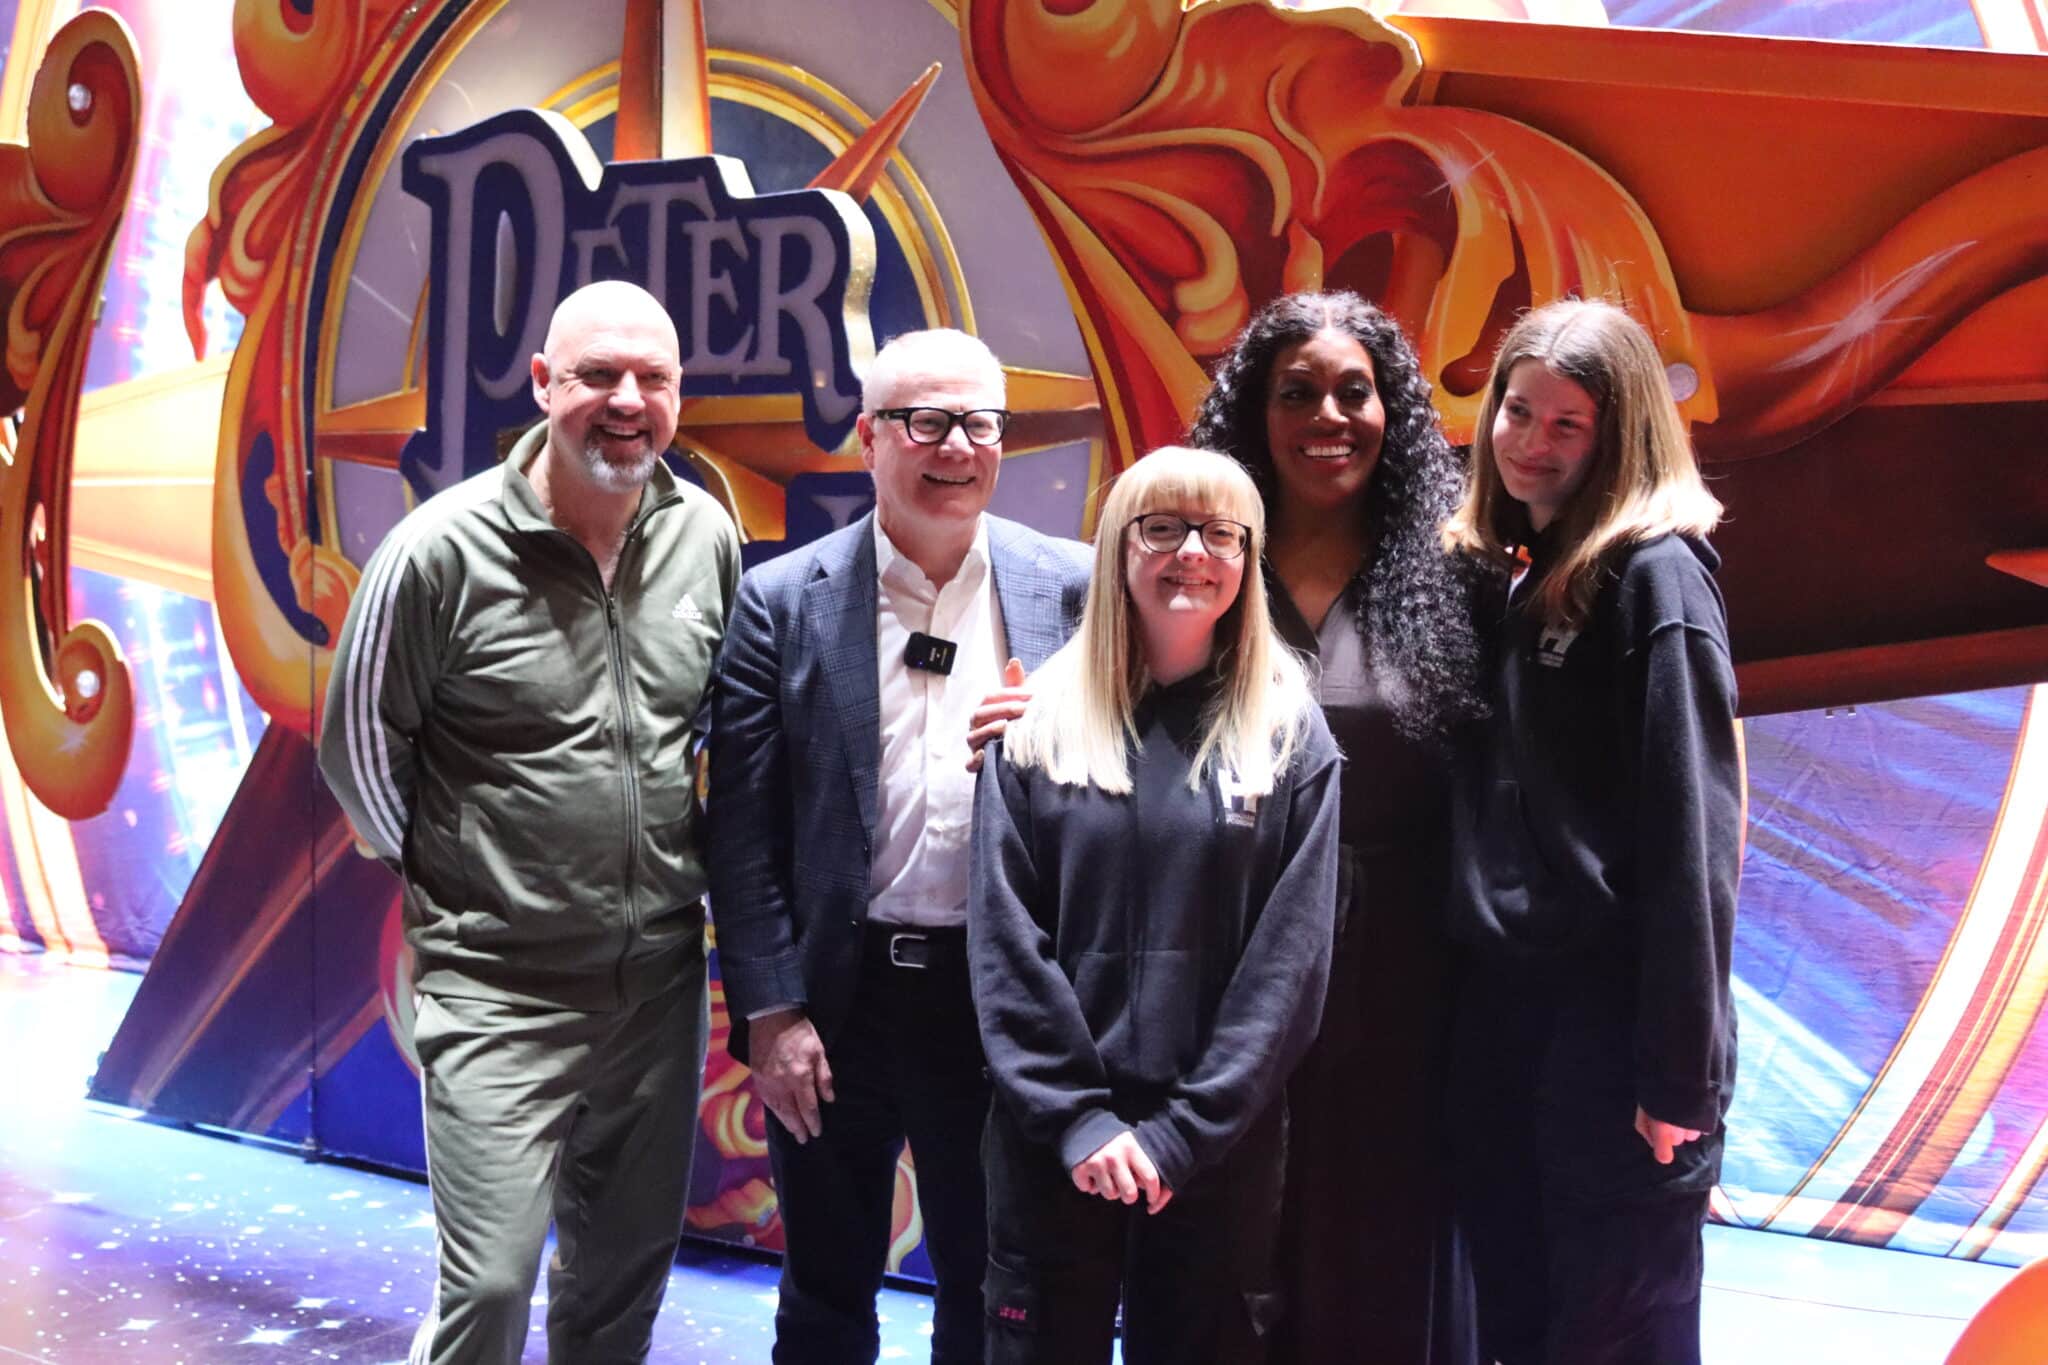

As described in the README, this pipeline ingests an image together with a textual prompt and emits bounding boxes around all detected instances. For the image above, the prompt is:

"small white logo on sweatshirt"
[1536,622,1580,667]
[1218,771,1262,827]
[672,597,705,623]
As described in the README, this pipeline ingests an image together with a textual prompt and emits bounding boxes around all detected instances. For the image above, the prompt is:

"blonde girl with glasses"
[968,446,1341,1365]
[1440,298,1741,1365]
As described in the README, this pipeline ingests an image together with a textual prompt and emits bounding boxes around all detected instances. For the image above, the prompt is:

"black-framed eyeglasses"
[1127,514,1253,560]
[872,407,1010,446]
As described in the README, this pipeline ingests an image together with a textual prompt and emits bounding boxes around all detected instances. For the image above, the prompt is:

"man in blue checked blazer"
[708,329,1090,1365]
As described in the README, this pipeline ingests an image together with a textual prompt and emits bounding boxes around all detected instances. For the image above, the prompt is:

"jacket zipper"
[531,477,680,1006]
[605,537,643,1007]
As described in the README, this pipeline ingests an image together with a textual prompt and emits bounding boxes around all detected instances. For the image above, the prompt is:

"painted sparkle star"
[237,1326,299,1345]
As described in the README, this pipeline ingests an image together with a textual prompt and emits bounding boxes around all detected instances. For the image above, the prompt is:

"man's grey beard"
[581,439,659,494]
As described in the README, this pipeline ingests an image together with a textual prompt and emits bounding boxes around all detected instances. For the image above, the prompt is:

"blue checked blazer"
[707,512,1092,1060]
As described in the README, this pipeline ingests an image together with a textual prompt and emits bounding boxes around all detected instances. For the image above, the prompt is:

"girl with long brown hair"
[1442,297,1741,1365]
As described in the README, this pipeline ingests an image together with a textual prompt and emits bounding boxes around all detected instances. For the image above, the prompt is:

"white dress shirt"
[868,516,1008,928]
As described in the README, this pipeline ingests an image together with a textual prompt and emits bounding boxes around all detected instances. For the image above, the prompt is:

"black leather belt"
[868,925,967,970]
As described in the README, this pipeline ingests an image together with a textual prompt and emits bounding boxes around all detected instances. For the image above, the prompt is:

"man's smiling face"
[859,366,1004,549]
[531,293,682,496]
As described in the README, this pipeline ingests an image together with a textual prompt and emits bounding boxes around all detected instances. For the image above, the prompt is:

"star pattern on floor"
[2,949,948,1362]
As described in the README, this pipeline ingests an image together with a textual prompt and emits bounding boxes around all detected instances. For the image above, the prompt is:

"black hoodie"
[1448,532,1741,1134]
[970,671,1341,1193]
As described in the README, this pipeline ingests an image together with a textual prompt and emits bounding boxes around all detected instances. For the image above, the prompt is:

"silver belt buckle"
[888,931,930,969]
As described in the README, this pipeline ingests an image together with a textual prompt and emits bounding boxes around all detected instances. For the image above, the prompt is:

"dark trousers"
[1448,964,1718,1365]
[981,1101,1286,1365]
[767,926,990,1365]
[1273,846,1477,1365]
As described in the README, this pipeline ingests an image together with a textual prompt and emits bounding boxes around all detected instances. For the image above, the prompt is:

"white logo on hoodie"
[1536,622,1580,667]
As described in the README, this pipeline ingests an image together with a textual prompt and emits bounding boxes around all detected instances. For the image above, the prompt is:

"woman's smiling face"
[1263,329,1386,518]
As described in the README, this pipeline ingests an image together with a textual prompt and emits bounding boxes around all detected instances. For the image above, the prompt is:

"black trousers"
[1447,963,1719,1365]
[981,1100,1286,1365]
[766,927,990,1365]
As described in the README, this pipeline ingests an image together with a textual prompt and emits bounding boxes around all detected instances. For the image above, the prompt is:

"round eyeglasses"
[872,406,1010,446]
[1127,514,1252,560]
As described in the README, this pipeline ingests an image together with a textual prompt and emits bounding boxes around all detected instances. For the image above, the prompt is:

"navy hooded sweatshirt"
[1448,532,1741,1134]
[970,670,1341,1194]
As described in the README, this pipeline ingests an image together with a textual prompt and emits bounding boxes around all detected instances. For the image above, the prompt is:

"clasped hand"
[1071,1130,1173,1214]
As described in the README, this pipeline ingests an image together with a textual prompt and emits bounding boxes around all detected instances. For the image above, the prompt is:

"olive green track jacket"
[317,424,740,1010]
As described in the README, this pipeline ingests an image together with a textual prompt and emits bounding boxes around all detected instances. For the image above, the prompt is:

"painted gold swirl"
[183,0,409,735]
[0,10,142,819]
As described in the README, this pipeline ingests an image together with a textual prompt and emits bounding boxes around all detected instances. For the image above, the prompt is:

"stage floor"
[0,954,2013,1363]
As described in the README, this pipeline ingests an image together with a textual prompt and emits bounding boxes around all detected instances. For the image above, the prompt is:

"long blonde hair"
[1442,298,1722,628]
[1004,446,1313,796]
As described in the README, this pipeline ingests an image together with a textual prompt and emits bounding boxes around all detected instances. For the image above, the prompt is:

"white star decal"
[237,1327,299,1344]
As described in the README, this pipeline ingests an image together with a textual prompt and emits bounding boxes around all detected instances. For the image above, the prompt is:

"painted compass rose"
[184,0,1104,746]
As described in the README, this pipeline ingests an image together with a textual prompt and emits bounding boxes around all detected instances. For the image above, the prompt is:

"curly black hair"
[1188,291,1489,739]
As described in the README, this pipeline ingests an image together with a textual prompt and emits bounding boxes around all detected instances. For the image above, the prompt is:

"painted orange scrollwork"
[962,0,2048,467]
[0,10,142,820]
[183,0,414,736]
[961,0,1703,458]
[1689,149,2048,460]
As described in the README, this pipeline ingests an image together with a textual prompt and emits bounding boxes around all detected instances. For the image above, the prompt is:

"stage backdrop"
[0,0,2042,1276]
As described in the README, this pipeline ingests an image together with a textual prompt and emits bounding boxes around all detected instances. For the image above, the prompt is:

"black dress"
[1270,575,1477,1365]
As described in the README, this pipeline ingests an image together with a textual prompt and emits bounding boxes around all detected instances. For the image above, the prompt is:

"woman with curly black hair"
[1189,291,1488,1365]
